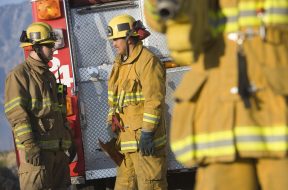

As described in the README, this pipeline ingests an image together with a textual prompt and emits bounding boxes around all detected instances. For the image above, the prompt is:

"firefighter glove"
[139,131,155,156]
[25,144,41,166]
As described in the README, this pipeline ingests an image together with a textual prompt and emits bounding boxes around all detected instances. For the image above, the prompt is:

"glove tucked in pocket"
[25,143,41,166]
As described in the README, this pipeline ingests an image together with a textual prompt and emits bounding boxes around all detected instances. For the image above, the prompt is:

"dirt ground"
[0,151,196,190]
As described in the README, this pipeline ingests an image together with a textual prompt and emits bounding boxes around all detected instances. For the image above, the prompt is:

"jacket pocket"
[262,29,288,95]
[18,163,48,190]
[263,66,288,95]
[138,148,167,182]
[170,70,207,167]
[123,79,144,130]
[124,104,144,131]
[122,79,143,106]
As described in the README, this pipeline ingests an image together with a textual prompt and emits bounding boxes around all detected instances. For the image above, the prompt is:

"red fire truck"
[26,0,194,189]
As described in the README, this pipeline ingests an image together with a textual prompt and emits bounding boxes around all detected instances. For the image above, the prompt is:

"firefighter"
[4,22,72,190]
[144,0,288,190]
[106,14,167,190]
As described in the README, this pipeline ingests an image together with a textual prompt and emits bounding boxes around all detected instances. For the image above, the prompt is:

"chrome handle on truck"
[77,0,138,14]
[79,100,87,129]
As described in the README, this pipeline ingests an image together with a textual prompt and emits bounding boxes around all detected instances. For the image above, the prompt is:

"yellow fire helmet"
[20,22,57,48]
[107,14,139,40]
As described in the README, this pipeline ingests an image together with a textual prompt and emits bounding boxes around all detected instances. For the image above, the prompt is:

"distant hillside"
[0,2,32,74]
[0,2,32,151]
[0,151,19,190]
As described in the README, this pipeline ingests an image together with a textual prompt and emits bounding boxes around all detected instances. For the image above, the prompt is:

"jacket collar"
[26,56,50,74]
[115,41,144,66]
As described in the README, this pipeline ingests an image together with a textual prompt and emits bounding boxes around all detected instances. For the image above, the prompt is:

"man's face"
[112,38,127,55]
[42,43,55,61]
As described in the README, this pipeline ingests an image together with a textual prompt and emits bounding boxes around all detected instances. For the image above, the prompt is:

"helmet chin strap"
[121,35,131,62]
[121,40,130,62]
[32,45,50,64]
[121,29,136,62]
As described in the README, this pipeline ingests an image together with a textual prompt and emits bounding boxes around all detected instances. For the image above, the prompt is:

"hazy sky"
[0,0,26,6]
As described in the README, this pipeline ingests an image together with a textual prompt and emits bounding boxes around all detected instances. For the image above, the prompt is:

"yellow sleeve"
[107,61,120,124]
[139,53,166,132]
[4,69,34,144]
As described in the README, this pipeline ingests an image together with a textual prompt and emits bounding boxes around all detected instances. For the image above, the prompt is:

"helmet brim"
[20,39,56,48]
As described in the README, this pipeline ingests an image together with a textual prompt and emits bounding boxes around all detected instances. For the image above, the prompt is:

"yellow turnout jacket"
[145,0,288,167]
[108,42,167,153]
[5,56,71,151]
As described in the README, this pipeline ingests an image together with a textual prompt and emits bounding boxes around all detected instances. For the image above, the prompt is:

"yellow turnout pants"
[18,150,70,190]
[114,149,167,190]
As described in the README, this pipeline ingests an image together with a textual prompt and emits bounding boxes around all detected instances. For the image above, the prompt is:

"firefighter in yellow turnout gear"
[106,14,167,190]
[145,0,288,189]
[4,22,72,190]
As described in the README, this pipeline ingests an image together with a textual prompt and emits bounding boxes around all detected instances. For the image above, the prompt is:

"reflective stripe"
[4,97,28,113]
[15,138,32,149]
[121,141,138,151]
[123,92,145,103]
[62,140,72,150]
[108,91,145,108]
[15,138,71,150]
[117,90,126,112]
[143,113,160,125]
[14,124,32,137]
[120,135,167,151]
[171,126,288,164]
[40,140,62,149]
[108,91,118,105]
[235,126,288,152]
[154,135,167,148]
[210,1,288,34]
[171,131,235,164]
[108,107,115,116]
[5,96,62,113]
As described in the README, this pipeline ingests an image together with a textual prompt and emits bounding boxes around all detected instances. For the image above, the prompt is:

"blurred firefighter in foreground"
[105,14,167,189]
[4,22,73,190]
[145,0,288,190]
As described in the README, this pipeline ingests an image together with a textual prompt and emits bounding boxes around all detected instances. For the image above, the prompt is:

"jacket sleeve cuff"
[14,122,34,144]
[142,112,160,131]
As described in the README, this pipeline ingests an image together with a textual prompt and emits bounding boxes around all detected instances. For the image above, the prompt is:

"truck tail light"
[36,0,61,20]
[164,61,178,68]
[66,97,74,116]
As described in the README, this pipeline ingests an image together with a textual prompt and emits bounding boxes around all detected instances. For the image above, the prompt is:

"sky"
[0,0,25,6]
[0,0,29,152]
